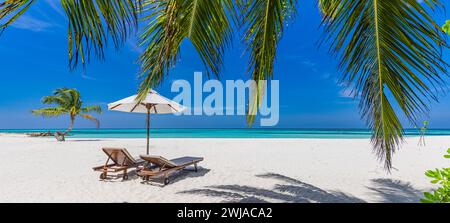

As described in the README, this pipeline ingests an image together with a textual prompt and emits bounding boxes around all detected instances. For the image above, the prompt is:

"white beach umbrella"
[108,89,185,154]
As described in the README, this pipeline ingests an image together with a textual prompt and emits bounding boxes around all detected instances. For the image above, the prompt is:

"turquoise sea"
[1,129,450,139]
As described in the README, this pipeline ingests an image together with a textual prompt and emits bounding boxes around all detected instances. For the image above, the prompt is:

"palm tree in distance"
[1,0,448,169]
[32,88,102,141]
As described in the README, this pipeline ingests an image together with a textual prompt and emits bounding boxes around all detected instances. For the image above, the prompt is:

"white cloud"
[10,15,54,32]
[81,74,98,81]
[300,59,317,67]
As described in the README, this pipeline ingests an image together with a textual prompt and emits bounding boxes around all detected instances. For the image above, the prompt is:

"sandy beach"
[0,134,448,203]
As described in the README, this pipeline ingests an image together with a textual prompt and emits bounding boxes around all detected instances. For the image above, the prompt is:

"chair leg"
[164,177,170,185]
[123,169,128,180]
[100,170,107,180]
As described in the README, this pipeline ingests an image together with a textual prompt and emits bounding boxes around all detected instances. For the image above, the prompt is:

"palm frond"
[42,95,67,107]
[318,0,340,19]
[31,107,67,117]
[34,88,102,131]
[186,0,235,77]
[137,0,237,101]
[443,20,450,35]
[242,0,297,126]
[80,114,100,128]
[321,0,448,170]
[137,0,184,100]
[81,105,103,114]
[0,0,35,32]
[60,0,143,69]
[52,88,82,111]
[1,1,142,68]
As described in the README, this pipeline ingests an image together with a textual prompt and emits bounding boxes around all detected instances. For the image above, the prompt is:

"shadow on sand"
[99,167,211,187]
[367,178,424,203]
[140,167,211,187]
[178,173,425,203]
[179,173,365,203]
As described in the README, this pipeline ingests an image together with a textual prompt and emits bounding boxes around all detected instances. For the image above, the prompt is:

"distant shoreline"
[0,128,375,131]
[1,128,448,139]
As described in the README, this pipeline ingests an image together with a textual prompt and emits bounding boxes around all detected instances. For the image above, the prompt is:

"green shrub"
[421,148,450,203]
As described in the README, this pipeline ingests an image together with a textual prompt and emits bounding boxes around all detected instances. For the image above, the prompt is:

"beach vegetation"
[418,120,429,146]
[1,0,448,170]
[31,88,102,141]
[421,148,450,203]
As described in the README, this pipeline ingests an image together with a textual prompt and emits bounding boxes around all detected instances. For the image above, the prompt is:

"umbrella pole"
[146,108,150,155]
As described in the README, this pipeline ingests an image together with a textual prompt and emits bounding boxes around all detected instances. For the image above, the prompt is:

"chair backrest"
[140,155,177,168]
[102,148,137,166]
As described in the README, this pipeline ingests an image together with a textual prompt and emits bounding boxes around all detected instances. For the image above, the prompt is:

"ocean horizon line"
[2,128,449,139]
[1,127,449,130]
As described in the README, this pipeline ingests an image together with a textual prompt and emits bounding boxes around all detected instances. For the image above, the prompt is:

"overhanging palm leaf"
[137,0,183,99]
[318,0,340,19]
[137,0,237,100]
[0,0,34,33]
[1,0,142,68]
[61,0,143,68]
[242,0,297,126]
[320,0,448,170]
[187,0,235,77]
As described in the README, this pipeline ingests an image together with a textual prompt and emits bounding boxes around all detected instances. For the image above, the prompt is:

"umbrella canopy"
[108,89,185,154]
[108,89,184,114]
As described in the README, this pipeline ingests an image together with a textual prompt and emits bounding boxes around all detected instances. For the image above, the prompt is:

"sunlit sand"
[0,134,447,203]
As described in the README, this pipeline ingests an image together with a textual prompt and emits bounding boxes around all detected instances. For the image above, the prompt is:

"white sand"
[0,134,448,203]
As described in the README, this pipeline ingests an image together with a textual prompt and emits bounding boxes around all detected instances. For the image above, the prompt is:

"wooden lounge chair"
[137,155,204,185]
[92,148,145,180]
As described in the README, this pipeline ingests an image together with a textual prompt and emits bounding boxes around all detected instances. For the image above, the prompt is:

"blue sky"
[0,0,450,129]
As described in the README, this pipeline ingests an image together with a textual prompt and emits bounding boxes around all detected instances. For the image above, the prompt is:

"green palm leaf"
[0,0,35,32]
[320,0,448,170]
[242,0,297,126]
[32,88,102,135]
[42,95,68,107]
[1,0,142,68]
[60,0,143,69]
[318,0,339,18]
[137,0,237,100]
[187,0,235,78]
[80,114,100,128]
[137,0,184,99]
[32,107,66,117]
[81,105,102,114]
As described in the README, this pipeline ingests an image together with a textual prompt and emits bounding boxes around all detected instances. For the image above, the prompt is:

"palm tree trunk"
[63,115,75,136]
[55,115,75,142]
